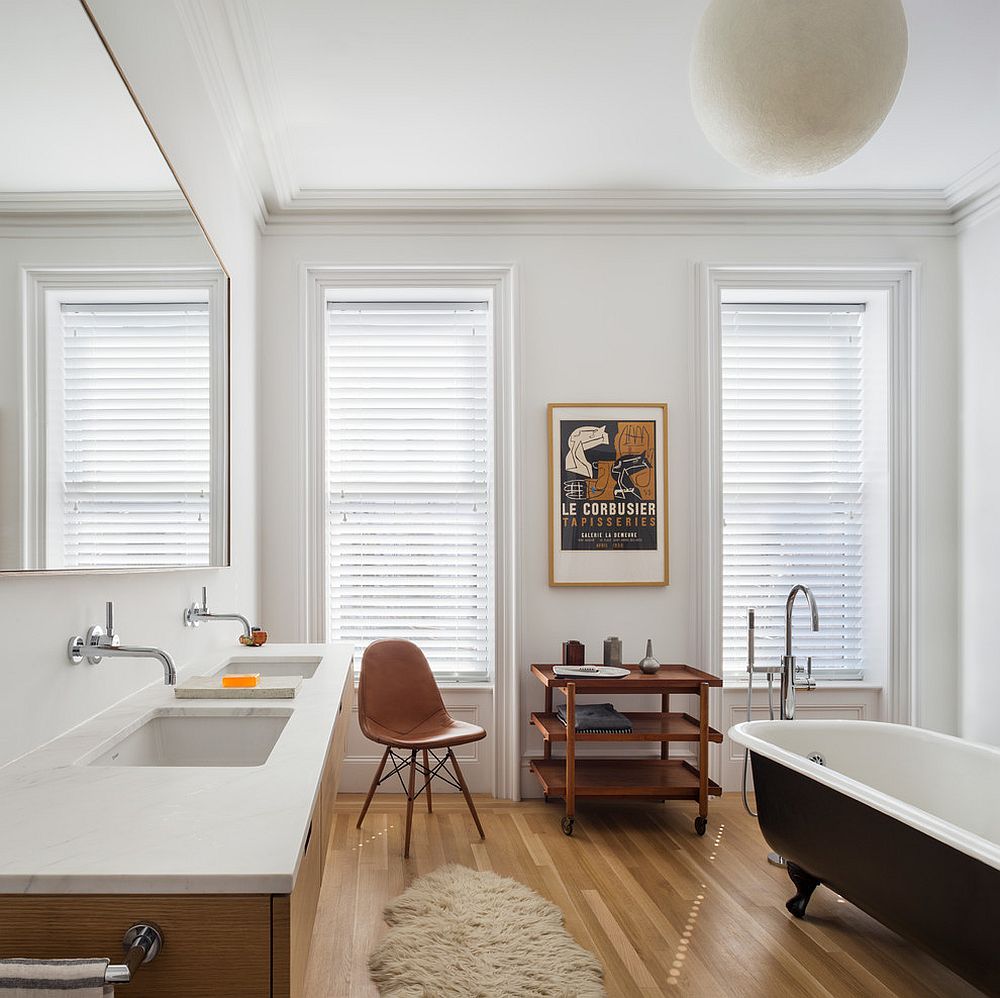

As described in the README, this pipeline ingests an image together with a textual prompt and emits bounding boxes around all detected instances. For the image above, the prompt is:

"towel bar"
[105,923,163,985]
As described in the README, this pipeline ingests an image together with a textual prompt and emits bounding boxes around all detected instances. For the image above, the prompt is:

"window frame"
[304,265,519,800]
[21,267,228,571]
[719,301,872,682]
[304,268,516,654]
[695,265,916,726]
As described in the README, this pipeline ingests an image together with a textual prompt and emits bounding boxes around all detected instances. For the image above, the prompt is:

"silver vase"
[639,638,660,674]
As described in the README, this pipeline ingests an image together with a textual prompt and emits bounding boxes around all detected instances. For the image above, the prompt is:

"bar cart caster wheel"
[561,816,575,836]
[694,816,708,836]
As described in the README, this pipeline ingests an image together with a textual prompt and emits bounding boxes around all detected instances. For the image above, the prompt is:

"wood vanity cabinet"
[0,895,273,996]
[321,668,353,857]
[273,673,355,998]
[0,671,354,998]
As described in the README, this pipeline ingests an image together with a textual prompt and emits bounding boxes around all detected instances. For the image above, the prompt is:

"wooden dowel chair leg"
[403,749,417,858]
[357,746,390,829]
[449,748,485,840]
[423,749,433,813]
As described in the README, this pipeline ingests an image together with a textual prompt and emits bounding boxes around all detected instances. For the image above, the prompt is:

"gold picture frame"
[548,403,669,586]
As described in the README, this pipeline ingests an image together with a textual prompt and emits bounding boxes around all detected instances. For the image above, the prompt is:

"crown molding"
[260,187,957,236]
[283,186,948,215]
[0,217,207,237]
[0,191,208,237]
[176,0,296,221]
[174,0,268,228]
[0,190,192,214]
[222,0,297,208]
[945,149,1000,229]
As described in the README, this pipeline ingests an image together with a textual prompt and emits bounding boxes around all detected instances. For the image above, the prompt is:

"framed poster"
[548,403,668,586]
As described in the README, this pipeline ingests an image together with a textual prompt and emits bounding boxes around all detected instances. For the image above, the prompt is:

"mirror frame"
[0,1,232,575]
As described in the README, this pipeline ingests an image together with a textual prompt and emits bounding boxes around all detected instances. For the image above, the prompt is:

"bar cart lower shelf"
[529,757,723,798]
[529,664,724,836]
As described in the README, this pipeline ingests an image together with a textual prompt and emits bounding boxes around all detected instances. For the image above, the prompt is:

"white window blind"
[50,301,211,567]
[721,304,865,679]
[325,300,494,680]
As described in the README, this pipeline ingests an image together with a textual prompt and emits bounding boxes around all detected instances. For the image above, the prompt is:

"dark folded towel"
[555,702,633,734]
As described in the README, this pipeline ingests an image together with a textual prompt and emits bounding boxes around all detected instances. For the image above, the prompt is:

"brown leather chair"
[355,639,486,856]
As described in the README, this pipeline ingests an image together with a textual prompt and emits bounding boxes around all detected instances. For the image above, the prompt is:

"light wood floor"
[304,793,983,998]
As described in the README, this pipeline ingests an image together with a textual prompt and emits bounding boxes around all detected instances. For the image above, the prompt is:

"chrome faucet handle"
[184,588,209,628]
[68,600,115,664]
[75,601,117,657]
[795,656,816,690]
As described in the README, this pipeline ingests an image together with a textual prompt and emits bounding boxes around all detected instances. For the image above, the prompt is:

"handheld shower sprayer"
[740,607,775,818]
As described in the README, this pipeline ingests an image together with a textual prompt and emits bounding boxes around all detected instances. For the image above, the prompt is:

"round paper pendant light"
[690,0,908,178]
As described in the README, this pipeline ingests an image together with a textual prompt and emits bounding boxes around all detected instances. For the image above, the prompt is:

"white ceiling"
[0,0,177,194]
[202,0,1000,207]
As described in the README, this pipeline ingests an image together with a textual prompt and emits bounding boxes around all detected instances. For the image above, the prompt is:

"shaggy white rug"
[368,864,607,997]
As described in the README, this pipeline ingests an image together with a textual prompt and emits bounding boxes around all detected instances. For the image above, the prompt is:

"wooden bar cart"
[528,664,723,836]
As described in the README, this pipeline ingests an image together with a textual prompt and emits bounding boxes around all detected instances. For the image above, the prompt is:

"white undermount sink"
[212,656,322,680]
[84,708,292,767]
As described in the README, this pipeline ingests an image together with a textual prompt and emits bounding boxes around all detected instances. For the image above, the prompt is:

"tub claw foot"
[785,861,821,919]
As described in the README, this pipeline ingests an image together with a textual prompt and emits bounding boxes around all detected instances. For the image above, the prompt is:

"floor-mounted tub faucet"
[781,584,819,720]
[741,584,821,868]
[183,587,253,641]
[68,601,177,685]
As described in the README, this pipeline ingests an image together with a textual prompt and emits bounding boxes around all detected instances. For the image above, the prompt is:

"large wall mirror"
[0,0,229,572]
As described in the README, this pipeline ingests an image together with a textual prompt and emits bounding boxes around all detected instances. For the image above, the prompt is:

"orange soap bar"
[222,673,260,688]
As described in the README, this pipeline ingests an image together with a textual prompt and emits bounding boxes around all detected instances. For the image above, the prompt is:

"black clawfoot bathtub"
[730,719,1000,996]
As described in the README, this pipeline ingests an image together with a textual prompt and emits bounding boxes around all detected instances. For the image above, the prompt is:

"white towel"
[0,959,112,997]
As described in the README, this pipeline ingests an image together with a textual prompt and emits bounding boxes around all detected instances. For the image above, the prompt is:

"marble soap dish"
[174,675,302,699]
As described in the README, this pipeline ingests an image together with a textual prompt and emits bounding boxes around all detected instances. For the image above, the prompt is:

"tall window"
[721,304,867,679]
[47,299,211,567]
[325,299,494,680]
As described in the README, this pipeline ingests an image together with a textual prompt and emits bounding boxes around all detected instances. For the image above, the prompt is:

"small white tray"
[552,665,631,679]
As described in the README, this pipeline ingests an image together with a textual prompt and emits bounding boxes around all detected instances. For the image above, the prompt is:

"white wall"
[259,224,961,793]
[0,1,259,766]
[959,210,1000,746]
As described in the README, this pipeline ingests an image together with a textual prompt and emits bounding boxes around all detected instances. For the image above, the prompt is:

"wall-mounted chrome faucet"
[184,587,252,641]
[68,602,176,685]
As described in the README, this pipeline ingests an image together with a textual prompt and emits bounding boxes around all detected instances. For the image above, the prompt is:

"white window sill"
[723,679,885,691]
[353,679,495,692]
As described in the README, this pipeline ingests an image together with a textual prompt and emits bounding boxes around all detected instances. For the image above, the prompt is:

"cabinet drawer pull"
[303,820,313,857]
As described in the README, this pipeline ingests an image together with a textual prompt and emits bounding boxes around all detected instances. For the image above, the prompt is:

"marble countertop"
[0,642,354,895]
